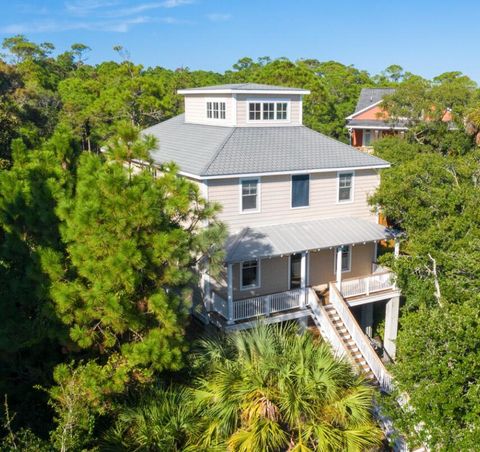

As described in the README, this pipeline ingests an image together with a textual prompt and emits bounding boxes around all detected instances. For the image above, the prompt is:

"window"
[241,178,259,212]
[241,260,260,289]
[248,101,289,121]
[363,130,372,146]
[276,102,288,120]
[263,102,275,120]
[334,246,351,273]
[206,101,226,119]
[291,174,309,208]
[249,102,261,120]
[338,172,353,202]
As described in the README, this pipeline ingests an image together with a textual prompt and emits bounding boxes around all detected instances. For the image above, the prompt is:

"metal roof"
[353,88,396,114]
[225,217,391,263]
[145,114,389,177]
[178,83,310,94]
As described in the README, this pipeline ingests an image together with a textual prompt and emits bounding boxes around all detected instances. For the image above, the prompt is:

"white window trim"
[246,98,291,123]
[290,174,310,209]
[362,129,372,147]
[240,259,261,290]
[204,98,228,121]
[336,170,355,204]
[239,177,261,214]
[333,245,352,274]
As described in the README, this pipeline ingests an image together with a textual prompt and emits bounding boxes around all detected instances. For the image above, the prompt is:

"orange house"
[346,88,407,150]
[347,88,455,151]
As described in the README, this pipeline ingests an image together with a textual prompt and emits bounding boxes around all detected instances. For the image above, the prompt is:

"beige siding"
[184,94,235,126]
[308,243,375,287]
[213,245,375,301]
[208,169,380,232]
[235,94,302,127]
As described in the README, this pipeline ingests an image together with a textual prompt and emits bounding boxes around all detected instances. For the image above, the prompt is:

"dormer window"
[206,101,226,119]
[248,101,290,121]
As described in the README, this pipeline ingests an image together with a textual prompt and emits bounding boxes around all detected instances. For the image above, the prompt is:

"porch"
[210,269,399,326]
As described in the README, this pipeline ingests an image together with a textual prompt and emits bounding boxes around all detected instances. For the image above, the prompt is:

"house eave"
[178,164,390,181]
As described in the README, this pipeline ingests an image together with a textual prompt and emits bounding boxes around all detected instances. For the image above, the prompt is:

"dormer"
[178,83,310,127]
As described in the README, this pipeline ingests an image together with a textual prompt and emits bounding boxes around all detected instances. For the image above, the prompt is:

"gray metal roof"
[145,114,389,177]
[354,88,396,114]
[225,217,390,263]
[178,83,309,93]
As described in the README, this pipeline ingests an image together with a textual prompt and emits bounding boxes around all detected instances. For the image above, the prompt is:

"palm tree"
[192,323,383,451]
[101,386,200,451]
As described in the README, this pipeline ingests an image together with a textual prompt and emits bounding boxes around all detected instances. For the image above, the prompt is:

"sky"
[0,0,479,81]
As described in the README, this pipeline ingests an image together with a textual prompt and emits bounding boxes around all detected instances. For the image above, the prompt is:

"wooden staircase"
[324,304,376,382]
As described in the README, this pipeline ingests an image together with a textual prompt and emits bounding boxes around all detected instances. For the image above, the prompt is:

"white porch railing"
[340,272,395,298]
[211,288,307,322]
[212,291,228,319]
[329,282,393,392]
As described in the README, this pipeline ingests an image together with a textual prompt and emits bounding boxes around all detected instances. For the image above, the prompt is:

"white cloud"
[0,16,154,34]
[206,13,232,22]
[1,1,194,35]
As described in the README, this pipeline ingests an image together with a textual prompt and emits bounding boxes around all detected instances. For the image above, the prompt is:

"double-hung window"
[263,102,275,120]
[249,102,261,120]
[291,174,309,208]
[241,178,259,212]
[248,101,289,121]
[338,172,353,202]
[276,102,288,120]
[241,260,260,289]
[363,130,372,146]
[334,246,351,273]
[206,101,226,119]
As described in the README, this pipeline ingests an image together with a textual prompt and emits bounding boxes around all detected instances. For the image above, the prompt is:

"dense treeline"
[1,34,480,450]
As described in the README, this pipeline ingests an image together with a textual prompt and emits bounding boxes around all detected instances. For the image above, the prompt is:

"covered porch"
[206,217,399,326]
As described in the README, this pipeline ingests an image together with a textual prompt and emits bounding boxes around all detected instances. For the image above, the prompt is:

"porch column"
[394,238,400,258]
[300,251,307,307]
[360,303,374,338]
[384,296,400,360]
[227,263,234,324]
[336,246,343,287]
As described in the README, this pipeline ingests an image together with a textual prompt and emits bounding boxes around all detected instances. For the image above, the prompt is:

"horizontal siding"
[184,94,235,126]
[236,94,302,127]
[213,245,375,301]
[309,243,374,286]
[208,169,380,232]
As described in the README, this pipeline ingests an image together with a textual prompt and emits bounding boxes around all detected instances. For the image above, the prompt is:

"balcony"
[336,271,399,305]
[211,288,309,325]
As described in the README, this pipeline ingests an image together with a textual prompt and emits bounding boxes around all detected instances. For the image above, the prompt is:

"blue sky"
[0,0,478,81]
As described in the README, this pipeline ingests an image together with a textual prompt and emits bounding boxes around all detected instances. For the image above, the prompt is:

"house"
[143,83,401,390]
[346,88,407,150]
[347,87,454,151]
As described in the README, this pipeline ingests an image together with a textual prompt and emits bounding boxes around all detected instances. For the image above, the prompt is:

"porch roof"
[225,217,391,263]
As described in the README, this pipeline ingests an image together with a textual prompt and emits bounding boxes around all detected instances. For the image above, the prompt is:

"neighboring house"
[346,88,406,150]
[144,83,401,390]
[347,87,454,151]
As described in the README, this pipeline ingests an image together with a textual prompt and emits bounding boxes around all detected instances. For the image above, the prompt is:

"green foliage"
[191,324,382,451]
[372,133,480,449]
[102,324,382,452]
[0,135,75,431]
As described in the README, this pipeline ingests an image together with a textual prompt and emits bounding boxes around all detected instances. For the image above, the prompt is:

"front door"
[290,254,302,289]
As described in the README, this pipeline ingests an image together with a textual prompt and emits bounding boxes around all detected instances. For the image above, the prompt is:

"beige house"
[144,83,401,391]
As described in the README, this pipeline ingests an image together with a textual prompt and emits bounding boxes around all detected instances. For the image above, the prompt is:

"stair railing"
[329,282,393,393]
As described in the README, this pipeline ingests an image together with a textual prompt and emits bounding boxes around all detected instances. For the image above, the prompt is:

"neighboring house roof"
[225,217,391,263]
[353,88,396,115]
[178,83,310,95]
[347,119,408,130]
[144,114,389,178]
